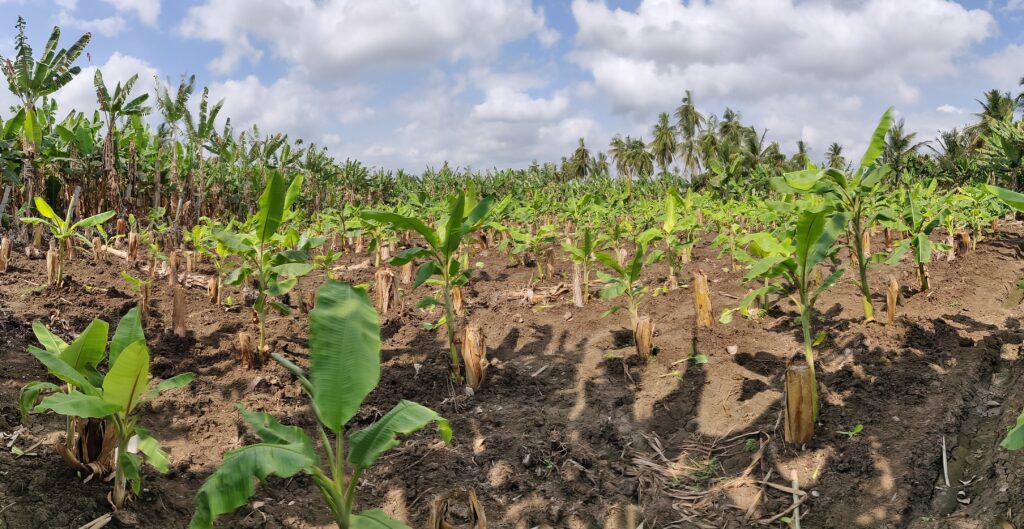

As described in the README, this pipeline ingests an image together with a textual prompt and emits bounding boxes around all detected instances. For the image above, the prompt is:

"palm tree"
[609,135,631,193]
[928,128,969,184]
[1,17,91,205]
[719,108,744,143]
[154,74,195,212]
[793,140,811,168]
[95,70,150,211]
[968,89,1017,148]
[674,90,705,177]
[826,142,845,169]
[626,136,654,181]
[883,119,929,185]
[1015,76,1024,114]
[589,151,609,179]
[650,112,677,177]
[571,137,590,181]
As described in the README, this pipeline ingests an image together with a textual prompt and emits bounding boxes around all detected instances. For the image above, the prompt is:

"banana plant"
[722,208,848,419]
[595,234,665,330]
[20,307,193,508]
[216,172,313,357]
[190,219,232,302]
[20,196,115,285]
[655,188,697,285]
[500,222,560,280]
[190,281,450,529]
[885,182,948,291]
[772,108,894,321]
[364,191,501,384]
[562,227,597,302]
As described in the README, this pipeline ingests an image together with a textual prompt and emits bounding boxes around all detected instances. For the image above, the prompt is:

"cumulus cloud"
[568,0,995,158]
[356,72,593,169]
[52,0,160,35]
[471,87,569,122]
[103,0,160,27]
[571,0,993,112]
[206,75,373,147]
[936,104,966,114]
[57,11,127,37]
[54,52,160,117]
[976,44,1024,90]
[179,0,557,78]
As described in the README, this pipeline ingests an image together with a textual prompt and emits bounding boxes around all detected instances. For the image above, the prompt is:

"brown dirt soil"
[1,224,1023,529]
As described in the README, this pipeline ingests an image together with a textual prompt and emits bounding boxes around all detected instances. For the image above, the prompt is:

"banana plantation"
[2,15,1024,529]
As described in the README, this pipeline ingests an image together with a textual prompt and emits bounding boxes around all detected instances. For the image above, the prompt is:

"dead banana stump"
[172,286,187,337]
[784,360,815,445]
[634,316,655,361]
[0,236,11,273]
[693,269,713,328]
[461,325,488,390]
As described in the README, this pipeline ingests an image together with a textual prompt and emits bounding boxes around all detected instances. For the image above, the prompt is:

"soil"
[1,224,1023,529]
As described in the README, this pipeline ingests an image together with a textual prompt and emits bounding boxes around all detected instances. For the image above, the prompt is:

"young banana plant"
[364,191,503,384]
[20,196,115,285]
[190,281,450,529]
[885,182,949,291]
[562,227,597,302]
[595,234,664,331]
[216,172,313,358]
[721,208,847,419]
[20,307,193,508]
[772,108,894,322]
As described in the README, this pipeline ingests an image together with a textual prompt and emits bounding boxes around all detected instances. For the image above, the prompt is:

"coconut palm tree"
[1017,76,1024,111]
[589,151,609,180]
[826,142,846,169]
[650,112,677,177]
[94,70,150,211]
[571,137,590,181]
[1,17,91,205]
[609,135,630,193]
[674,90,705,177]
[719,108,744,143]
[626,136,654,181]
[884,119,929,185]
[928,128,970,184]
[968,89,1017,148]
[792,140,811,168]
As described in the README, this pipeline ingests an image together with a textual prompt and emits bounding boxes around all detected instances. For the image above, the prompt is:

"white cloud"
[103,0,160,27]
[179,0,557,78]
[936,104,965,114]
[206,75,373,147]
[1006,0,1024,10]
[355,72,593,169]
[471,87,568,122]
[54,52,160,117]
[567,0,995,160]
[57,11,127,37]
[571,0,994,113]
[977,44,1024,90]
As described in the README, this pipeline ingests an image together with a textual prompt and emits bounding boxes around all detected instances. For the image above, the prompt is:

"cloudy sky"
[0,0,1022,171]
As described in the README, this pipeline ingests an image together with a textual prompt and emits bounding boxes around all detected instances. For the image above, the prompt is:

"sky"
[0,0,1022,172]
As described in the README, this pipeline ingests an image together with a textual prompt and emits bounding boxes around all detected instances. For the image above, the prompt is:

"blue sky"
[1,0,1022,171]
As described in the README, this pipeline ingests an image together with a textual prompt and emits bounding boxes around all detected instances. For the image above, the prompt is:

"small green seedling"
[837,424,864,439]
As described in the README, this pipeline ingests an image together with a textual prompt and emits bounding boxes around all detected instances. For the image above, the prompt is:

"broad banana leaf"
[348,400,451,470]
[309,280,380,434]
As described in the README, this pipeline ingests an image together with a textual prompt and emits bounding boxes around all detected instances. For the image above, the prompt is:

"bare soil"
[1,225,1023,529]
